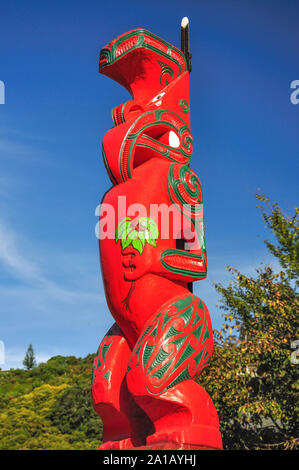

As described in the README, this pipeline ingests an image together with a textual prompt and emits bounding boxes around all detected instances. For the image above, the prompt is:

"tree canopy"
[198,195,298,449]
[0,355,102,449]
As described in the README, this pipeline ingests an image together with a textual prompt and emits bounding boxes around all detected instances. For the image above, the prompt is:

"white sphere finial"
[181,17,189,28]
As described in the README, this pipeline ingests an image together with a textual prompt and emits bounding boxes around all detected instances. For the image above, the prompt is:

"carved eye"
[151,92,165,103]
[169,131,180,148]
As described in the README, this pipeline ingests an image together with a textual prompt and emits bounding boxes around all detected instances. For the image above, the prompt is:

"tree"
[23,344,37,370]
[0,354,102,449]
[48,386,102,439]
[198,195,299,450]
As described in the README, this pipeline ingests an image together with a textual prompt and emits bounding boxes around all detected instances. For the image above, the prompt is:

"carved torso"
[100,158,191,347]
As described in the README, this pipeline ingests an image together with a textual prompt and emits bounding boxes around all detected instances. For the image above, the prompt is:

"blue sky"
[0,0,298,369]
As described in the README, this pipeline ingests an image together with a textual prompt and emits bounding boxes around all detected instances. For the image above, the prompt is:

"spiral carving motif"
[119,110,193,181]
[127,295,212,395]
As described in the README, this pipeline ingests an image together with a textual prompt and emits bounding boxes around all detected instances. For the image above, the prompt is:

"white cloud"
[0,216,108,369]
[0,217,105,306]
[0,220,42,281]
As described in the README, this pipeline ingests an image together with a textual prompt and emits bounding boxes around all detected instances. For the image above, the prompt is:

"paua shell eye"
[151,91,165,103]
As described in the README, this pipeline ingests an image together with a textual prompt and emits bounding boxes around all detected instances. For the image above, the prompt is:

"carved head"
[99,29,192,184]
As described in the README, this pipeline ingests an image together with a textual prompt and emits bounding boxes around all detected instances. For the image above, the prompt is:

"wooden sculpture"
[92,19,222,450]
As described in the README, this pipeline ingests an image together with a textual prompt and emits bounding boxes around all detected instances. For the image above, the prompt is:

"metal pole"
[181,17,192,72]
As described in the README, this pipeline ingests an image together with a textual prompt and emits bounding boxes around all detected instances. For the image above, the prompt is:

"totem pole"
[92,19,222,450]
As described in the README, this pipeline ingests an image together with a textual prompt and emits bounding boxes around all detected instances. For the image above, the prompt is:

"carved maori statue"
[92,19,222,450]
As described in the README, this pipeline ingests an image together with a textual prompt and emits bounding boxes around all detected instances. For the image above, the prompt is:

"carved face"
[100,29,192,185]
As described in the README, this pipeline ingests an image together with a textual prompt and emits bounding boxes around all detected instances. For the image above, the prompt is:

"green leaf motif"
[138,232,146,247]
[128,229,138,240]
[115,216,159,255]
[115,217,131,243]
[147,237,157,247]
[121,236,132,250]
[132,239,143,254]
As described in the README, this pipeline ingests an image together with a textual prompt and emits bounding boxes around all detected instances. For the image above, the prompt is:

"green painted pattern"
[142,344,156,369]
[118,110,192,181]
[162,163,207,278]
[102,144,117,185]
[91,328,115,384]
[158,60,174,86]
[135,134,191,164]
[128,295,211,395]
[100,29,187,75]
[127,321,159,373]
[168,164,202,209]
[92,343,112,384]
[155,296,210,392]
[147,347,171,375]
[111,107,117,127]
[179,99,190,114]
[111,101,129,127]
[151,361,172,381]
[103,370,112,382]
[161,249,207,279]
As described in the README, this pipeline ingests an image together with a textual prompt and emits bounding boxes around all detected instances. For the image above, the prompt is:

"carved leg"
[125,294,223,450]
[91,323,132,447]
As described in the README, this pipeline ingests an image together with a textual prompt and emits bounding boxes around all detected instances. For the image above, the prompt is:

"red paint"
[92,27,222,450]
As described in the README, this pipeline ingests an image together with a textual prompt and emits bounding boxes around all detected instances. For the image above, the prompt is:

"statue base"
[99,425,222,450]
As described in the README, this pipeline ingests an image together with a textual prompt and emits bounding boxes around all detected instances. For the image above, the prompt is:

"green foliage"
[0,354,102,449]
[199,195,299,449]
[23,344,36,370]
[257,197,299,282]
[48,386,102,439]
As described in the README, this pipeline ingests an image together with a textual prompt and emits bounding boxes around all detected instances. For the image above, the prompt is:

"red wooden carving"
[92,21,222,450]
